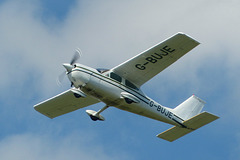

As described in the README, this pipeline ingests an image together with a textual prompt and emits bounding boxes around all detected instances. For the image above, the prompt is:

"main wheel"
[73,93,81,98]
[90,115,99,121]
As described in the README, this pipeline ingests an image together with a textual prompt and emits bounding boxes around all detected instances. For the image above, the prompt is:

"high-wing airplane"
[34,33,219,142]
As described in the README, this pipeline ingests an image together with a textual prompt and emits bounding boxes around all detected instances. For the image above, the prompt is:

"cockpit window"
[110,72,122,83]
[96,68,109,74]
[125,79,139,90]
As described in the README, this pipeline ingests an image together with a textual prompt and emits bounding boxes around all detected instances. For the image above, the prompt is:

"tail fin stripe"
[172,118,186,128]
[173,114,184,121]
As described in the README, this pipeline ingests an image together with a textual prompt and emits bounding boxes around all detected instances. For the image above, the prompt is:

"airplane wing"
[34,89,100,119]
[112,33,200,87]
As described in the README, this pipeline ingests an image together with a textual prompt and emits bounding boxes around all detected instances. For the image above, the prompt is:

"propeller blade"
[70,48,82,65]
[56,71,66,86]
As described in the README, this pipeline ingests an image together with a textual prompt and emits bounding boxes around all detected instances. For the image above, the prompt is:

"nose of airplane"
[63,63,73,72]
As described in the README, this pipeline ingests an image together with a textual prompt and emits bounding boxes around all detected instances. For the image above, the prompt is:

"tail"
[157,95,219,142]
[173,95,205,120]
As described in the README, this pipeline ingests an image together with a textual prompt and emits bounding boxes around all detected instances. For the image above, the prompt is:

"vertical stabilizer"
[173,95,205,120]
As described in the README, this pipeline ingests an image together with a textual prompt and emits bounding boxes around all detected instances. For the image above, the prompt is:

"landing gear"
[73,93,81,98]
[86,105,109,121]
[71,88,86,98]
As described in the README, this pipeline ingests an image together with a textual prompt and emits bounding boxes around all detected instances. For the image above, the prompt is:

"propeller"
[57,48,82,86]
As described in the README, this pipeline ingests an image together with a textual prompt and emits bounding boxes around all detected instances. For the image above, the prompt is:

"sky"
[0,0,240,159]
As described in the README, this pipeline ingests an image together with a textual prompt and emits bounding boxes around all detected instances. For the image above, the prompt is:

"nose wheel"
[86,105,109,121]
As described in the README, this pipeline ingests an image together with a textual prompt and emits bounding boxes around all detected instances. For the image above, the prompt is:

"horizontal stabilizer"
[183,111,219,129]
[157,112,219,142]
[157,126,191,142]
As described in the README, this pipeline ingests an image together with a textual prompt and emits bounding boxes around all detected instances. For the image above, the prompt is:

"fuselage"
[68,63,184,126]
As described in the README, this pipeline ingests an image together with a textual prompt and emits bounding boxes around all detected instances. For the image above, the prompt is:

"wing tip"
[176,32,201,45]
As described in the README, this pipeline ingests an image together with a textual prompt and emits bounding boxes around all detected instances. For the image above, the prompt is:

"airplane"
[34,32,219,142]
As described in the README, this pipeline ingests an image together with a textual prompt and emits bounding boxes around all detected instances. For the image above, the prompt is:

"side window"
[110,72,122,83]
[125,79,138,90]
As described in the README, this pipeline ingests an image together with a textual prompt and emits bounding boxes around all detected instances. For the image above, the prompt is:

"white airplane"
[34,33,219,142]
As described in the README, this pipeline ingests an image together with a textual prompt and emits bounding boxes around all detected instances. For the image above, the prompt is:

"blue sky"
[0,0,240,159]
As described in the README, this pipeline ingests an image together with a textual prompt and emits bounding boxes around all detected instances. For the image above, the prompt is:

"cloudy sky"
[0,0,240,159]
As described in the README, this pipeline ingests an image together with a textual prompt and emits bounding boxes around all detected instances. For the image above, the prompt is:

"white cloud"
[0,132,132,160]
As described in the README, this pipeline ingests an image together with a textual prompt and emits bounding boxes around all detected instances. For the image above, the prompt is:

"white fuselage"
[68,63,184,127]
